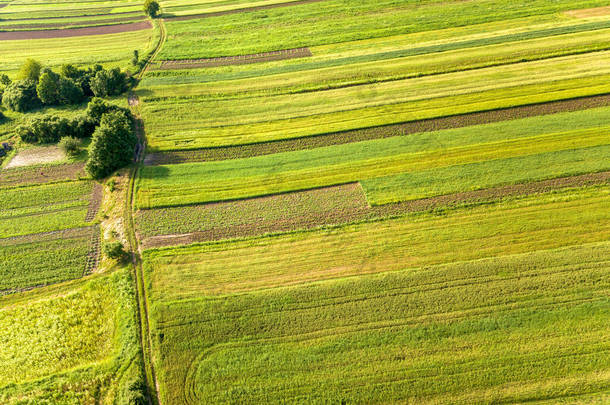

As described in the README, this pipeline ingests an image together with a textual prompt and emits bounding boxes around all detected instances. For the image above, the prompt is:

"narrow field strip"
[138,171,610,248]
[0,14,146,30]
[0,20,151,40]
[85,183,103,222]
[144,93,610,164]
[0,163,86,188]
[157,47,312,69]
[163,0,326,21]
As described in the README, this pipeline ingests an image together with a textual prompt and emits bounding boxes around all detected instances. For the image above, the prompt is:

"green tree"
[36,69,61,105]
[86,111,137,179]
[1,79,40,112]
[132,50,140,66]
[144,0,160,17]
[17,59,42,82]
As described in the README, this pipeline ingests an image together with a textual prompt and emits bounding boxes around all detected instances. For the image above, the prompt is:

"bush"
[61,64,103,97]
[132,50,139,66]
[85,97,131,125]
[37,69,84,106]
[86,110,137,179]
[17,115,72,144]
[104,241,128,261]
[0,74,10,86]
[59,136,81,156]
[2,79,40,112]
[144,0,160,17]
[17,59,42,82]
[90,68,128,97]
[0,111,5,123]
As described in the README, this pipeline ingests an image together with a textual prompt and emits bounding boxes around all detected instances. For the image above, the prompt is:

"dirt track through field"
[163,0,326,21]
[140,171,610,248]
[145,93,610,165]
[0,20,151,40]
[85,183,103,222]
[0,15,146,30]
[157,48,312,69]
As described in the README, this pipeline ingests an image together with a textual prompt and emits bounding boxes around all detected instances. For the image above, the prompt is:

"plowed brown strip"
[140,171,610,248]
[145,93,610,165]
[0,15,146,30]
[164,0,326,21]
[158,48,312,69]
[0,163,86,188]
[0,20,151,40]
[0,4,7,9]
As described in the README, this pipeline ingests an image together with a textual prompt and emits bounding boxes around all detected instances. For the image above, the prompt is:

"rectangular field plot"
[136,107,610,208]
[143,186,610,404]
[0,180,93,238]
[0,226,95,292]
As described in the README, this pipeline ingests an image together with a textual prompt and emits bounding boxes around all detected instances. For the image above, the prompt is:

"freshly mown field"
[142,186,610,403]
[0,270,145,404]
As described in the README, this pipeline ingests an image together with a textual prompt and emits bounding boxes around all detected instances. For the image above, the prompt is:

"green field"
[136,107,610,207]
[3,0,610,402]
[143,186,610,403]
[0,270,144,404]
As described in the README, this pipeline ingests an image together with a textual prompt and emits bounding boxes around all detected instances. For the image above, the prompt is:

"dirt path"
[163,0,326,21]
[145,93,610,165]
[157,48,312,69]
[140,171,610,248]
[0,20,151,40]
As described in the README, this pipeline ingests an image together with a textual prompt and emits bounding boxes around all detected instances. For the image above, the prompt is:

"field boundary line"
[157,47,312,69]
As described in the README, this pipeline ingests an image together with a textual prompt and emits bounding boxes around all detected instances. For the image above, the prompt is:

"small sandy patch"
[5,146,65,168]
[565,6,610,18]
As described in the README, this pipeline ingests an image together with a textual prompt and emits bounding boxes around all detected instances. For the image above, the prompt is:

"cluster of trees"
[16,98,130,144]
[0,59,131,113]
[17,98,137,179]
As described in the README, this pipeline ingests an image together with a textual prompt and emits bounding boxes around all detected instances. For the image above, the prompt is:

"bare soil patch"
[5,146,64,169]
[0,163,86,188]
[164,0,326,21]
[158,48,312,69]
[140,171,610,248]
[145,93,610,165]
[84,224,100,275]
[0,4,7,9]
[0,20,151,40]
[565,6,610,18]
[0,15,146,30]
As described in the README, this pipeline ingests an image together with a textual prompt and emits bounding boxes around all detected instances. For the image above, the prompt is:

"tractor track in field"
[144,93,610,165]
[139,171,610,248]
[0,15,146,30]
[156,47,312,69]
[163,0,326,21]
[85,183,103,222]
[0,20,151,40]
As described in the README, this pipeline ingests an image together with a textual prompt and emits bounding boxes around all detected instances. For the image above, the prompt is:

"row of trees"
[0,60,130,113]
[17,98,137,179]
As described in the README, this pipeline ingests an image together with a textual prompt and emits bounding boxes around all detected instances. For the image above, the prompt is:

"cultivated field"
[3,0,610,402]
